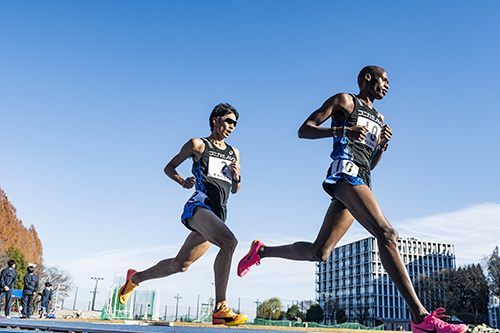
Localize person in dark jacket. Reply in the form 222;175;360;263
40;282;52;316
21;266;39;319
0;260;18;318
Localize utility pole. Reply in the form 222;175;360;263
73;287;78;310
90;277;104;311
254;298;260;317
174;293;182;320
196;295;199;320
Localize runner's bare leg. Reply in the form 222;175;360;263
187;208;238;310
132;231;211;284
260;200;355;261
332;180;428;323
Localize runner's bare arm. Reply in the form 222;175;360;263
298;93;355;139
298;93;370;142
164;138;205;189
370;114;392;170
229;147;241;194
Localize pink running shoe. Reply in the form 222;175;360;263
412;308;468;333
237;239;264;277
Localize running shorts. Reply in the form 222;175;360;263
181;191;227;231
322;159;371;198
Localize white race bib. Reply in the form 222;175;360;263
329;160;359;178
356;116;381;150
207;156;233;183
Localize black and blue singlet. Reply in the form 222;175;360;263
323;94;384;197
181;138;237;230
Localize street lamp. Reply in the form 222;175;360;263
174;293;182;321
90;277;104;311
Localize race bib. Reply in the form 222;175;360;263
187;190;208;204
356;116;381;150
207;156;233;183
329;160;359;178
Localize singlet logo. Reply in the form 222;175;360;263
208;151;236;162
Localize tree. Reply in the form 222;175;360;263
415;269;451;311
286;304;305;321
257;297;282;320
323;300;338;324
336;309;347;323
39;266;73;300
6;247;28;290
353;305;370;325
0;251;10;269
306;303;324;323
459;264;489;324
0;187;43;269
485;246;500;296
415;265;489;323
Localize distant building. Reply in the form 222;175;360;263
488;295;500;329
316;236;456;331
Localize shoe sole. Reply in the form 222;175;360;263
412;324;468;333
118;270;137;305
238;240;262;277
213;314;248;326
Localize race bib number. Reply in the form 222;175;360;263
207;156;233;183
330;160;359;178
356;116;381;150
187;190;208;204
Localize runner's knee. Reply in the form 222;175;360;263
221;235;238;251
315;250;331;262
311;246;331;262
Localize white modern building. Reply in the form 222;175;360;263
316;236;456;331
488;295;500;329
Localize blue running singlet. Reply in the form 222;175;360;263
181;138;237;230
323;94;384;197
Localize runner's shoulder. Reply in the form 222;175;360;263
182;138;206;156
325;92;354;109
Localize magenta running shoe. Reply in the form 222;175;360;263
412;308;468;333
237;239;264;277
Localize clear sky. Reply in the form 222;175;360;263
1;0;499;318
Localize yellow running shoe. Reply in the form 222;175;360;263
118;269;138;305
212;303;248;326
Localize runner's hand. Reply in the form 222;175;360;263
181;176;196;189
379;124;392;146
346;125;369;141
228;161;240;182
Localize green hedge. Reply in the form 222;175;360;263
252;318;384;329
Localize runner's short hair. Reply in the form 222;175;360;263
357;65;383;88
27;266;34;273
7;260;15;267
209;103;239;131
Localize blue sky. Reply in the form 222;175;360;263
1;0;499;318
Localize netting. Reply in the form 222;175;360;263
252;318;384;329
101;274;159;321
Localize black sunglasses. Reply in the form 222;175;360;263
217;116;237;126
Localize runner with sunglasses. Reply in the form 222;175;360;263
119;103;248;326
238;66;468;333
